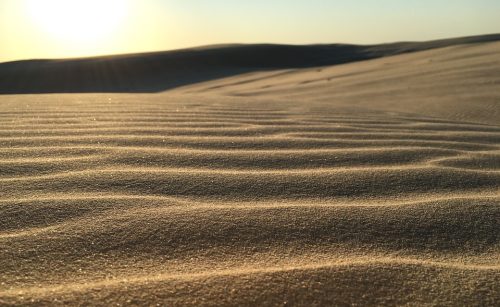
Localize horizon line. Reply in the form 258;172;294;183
2;32;499;65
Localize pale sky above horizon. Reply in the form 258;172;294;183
1;0;499;62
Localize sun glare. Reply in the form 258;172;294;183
25;0;130;45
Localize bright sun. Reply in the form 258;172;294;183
25;0;130;44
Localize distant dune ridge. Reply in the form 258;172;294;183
0;35;499;305
1;33;500;93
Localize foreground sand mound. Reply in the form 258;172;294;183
0;93;498;305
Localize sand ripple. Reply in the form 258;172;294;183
0;94;498;305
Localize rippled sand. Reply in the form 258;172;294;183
1;41;499;306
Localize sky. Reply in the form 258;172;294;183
1;0;499;62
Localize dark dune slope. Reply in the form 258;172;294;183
0;33;499;94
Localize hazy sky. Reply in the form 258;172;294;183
1;0;499;62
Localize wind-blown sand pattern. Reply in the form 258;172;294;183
1;40;499;306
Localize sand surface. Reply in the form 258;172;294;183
1;41;499;306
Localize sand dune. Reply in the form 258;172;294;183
1;37;500;305
1;34;500;94
178;40;500;125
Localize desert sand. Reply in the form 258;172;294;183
0;37;499;306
